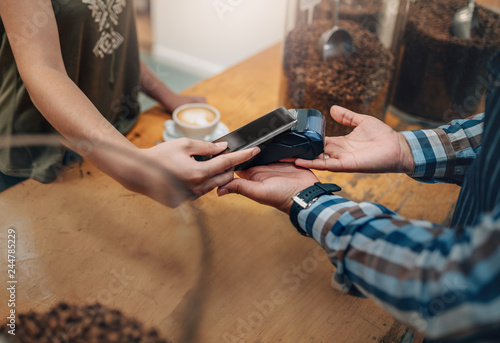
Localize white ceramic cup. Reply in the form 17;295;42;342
172;103;220;140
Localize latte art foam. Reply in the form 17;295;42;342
177;108;217;126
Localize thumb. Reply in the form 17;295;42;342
330;105;365;128
217;178;258;197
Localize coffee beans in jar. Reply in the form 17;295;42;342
280;0;409;137
281;19;394;136
391;0;500;124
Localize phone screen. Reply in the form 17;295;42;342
213;107;297;152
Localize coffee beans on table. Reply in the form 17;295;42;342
0;302;171;343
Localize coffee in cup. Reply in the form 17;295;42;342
172;104;220;140
176;107;216;126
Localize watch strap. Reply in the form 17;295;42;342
290;182;341;236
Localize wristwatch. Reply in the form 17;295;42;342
289;182;341;236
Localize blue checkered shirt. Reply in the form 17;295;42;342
291;50;500;341
293;112;500;340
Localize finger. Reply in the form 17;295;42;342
295;157;342;170
181;139;229;156
235;169;250;178
280;157;297;163
195;168;235;196
188;96;207;104
217;178;262;198
330;105;366;128
212;168;236;188
204;147;260;175
235;163;286;180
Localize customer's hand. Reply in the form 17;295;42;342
122;138;259;208
295;106;415;174
217;163;319;214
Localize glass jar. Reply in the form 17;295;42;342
0;136;209;343
280;0;411;136
390;0;500;125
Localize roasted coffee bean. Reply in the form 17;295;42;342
0;303;171;343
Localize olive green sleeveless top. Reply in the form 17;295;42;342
0;0;140;183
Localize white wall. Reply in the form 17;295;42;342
151;0;287;78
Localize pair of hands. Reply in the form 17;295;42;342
139;105;415;210
217;106;416;214
138;138;259;208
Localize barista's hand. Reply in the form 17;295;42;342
217;163;319;214
164;94;207;114
139;61;206;113
295;106;415;174
126;139;259;208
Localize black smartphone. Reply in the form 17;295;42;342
195;107;297;161
215;107;297;151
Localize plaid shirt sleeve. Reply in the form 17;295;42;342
295;195;500;340
402;113;484;185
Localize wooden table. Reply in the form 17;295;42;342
0;44;460;342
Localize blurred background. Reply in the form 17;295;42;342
135;0;288;109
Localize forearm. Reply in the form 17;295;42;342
1;0;153;195
294;195;500;339
23;64;142;190
140;61;177;110
1;0;248;208
402;113;484;185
